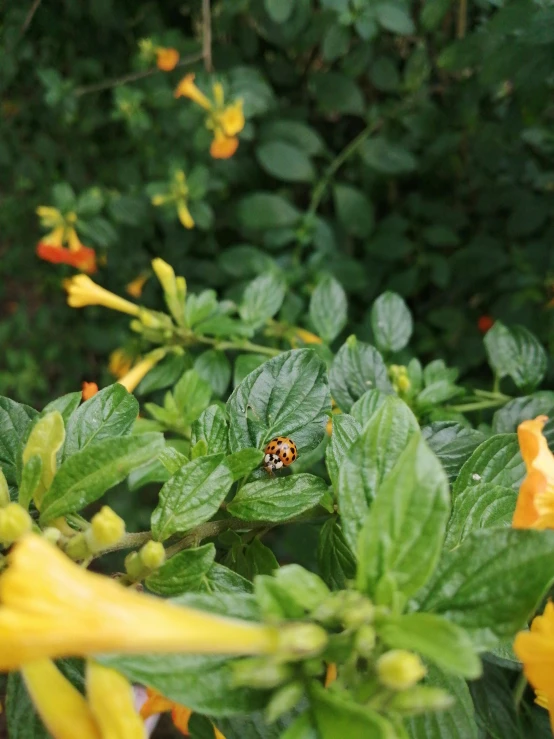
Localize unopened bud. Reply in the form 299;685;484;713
355;625;376;657
86;506;125;551
265;682;304;723
140;540;165;570
65;533;90;561
277;623;328;659
0;503;32;543
42;527;61;546
342;598;375;630
125;551;144;580
152;258;176;292
233;659;292;689
389;686;454;715
397;374;411;393
377;650;426;691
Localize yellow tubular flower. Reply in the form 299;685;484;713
36;206;63;225
174;73;212;110
65;275;141;316
41;226;65;248
294;328;323;346
21;660;100;739
219;100;245;137
109;348;134;379
117;348;166;393
151;258;176;293
177;200;195;229
212;81;225;107
87;662;145;739
0;535;279;670
513;415;554;529
126;273;150;299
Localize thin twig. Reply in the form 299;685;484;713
92;531;152;558
457;0;467;39
74;51;204;97
20;0;42;37
202;0;213;73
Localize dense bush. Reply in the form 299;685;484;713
3;0;554;403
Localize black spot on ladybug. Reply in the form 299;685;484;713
277;439;282;446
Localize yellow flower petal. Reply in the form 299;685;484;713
21;660;100;739
155;47;179;71
177;200;195;229
65;275;141;316
108;348;134;379
210;131;239;159
174;73;212;110
0;535;279;669
219;100;244;137
117;349;166;393
87;662;145;739
40;226;65;248
126;273;150;299
66;227;85;252
513;416;554;529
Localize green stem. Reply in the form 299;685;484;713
165;518;277;558
177;329;280;357
91;531;152;559
473;388;511;401
446;398;508;413
514;672;527;708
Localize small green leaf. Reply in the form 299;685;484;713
453;434;524;494
357;434;450;602
370;291;413;353
233;537;280;581
273;564;330;611
62;385;138;460
152;455;234;541
337;395;419;552
18;456;42;510
256;141;315;183
42;392;82;425
237;193;300;231
22;411;65;507
445;483;517;549
146;544;216;596
191;406;229;456
378;613;481;678
239;274;286;329
264;0;295;23
325;414;361;489
317;518;356;590
418;528;554;650
309;275;348;344
375;4;415;34
227;474;328;521
40;433;164;521
333;184;374;238
310;72;365;115
360;136;417;174
227;349;330;456
0;397;38;485
194;351;231;398
224;448;264;481
484;322;547;391
311;683;396;738
329;336;393;413
173;370;213;425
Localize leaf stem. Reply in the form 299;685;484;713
92;531;152;558
446;398;508;412
202;0;213;73
181;331;281;357
165;517;276;557
514;672;527;708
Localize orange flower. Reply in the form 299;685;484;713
477;315;494;334
36;243;97;274
140;688;225;738
155;47;179;71
210;130;239;160
325;663;337;687
81;382;99;401
512;415;554;530
514;601;554;732
126;272;150;299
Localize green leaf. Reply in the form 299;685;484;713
260;120;324;156
18;456;42;510
239;274;286;328
322;24;351;61
108;194;145;225
77;216;118;247
375;4;415;34
42;392;82;424
418;529;554;650
227;349;330;456
406;665;478;739
188;714;216;739
52;182;76;210
237;193;300;231
309;275;348;344
76;187;104;217
174;370;213;425
151;455;234;541
227;474;328;521
422;423;486;483
311;683;396;738
357;434;450;602
333;184;374;238
360;136;417;174
136;353;187;396
0;397;38;485
194;351;231;398
317;518;356;590
230;536;280;582
310;72;365;115
62;385;138;460
378;613;481;678
256;141;315;182
273;564;330;611
350;389;389;427
6;672;50;739
146;544;216;596
469;662;524;739
329;336;393;413
191;406;229;455
453;434;524;493
264;0;295;23
370;291;413;353
22;411;65;506
325;414;361;489
40;433;164;521
225;448;264;481
202;563;254;594
492;392;554;433
337;395;419;552
445;483;517;549
417;381;464;408
484;322;547;391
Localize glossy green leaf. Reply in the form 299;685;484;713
329;336;393;413
360;136;417;174
227;349;330;456
337;395;419;552
146;544;216;596
350;389;388;427
6;672;50;739
453;434;524;493
256;141;315;182
225;448;264;481
194;351;231;398
18;455;42;510
0;397;38;485
469;662;524;739
22;411;65;505
418;528;554;650
191;405;229;456
239;274;286;328
445;483;517;549
317;518;356;590
370;291;413;353
151;455;234;541
62;384;138;460
422;423;486;483
227;473;327;521
333;184;374;238
42;392;82;424
484;321;547;391
492;392;554;433
325;413;361;489
201;563;254;594
173;369;213;424
311;683;396;738
357;434;450;601
309;275;347;344
40;433;164;521
378;613;481;678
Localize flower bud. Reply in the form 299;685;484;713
276;623;328;659
42;527;62;546
86;506;125;551
233;659;292;689
65;532;90;561
342;598;375;630
152;258;176;293
124;551;144;580
140;541;166;570
0;503;32;543
355;625;376;657
389;686;454;715
265;682;304;723
377;650;426;691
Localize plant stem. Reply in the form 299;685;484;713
446;398;508;413
20;0;42;36
457;0;468;39
514;672;527;708
184;332;281;357
202;0;213;73
165;518;276;557
92;531;151;558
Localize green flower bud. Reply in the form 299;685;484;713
377;650;426;691
276;623;328;659
233;659;292;689
355;624;376;657
64;532;90;561
0;503;32;543
140;541;166;570
124;551;144;580
389;686;454;715
265;682;304;723
86;506;125;552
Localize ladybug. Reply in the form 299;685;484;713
263;436;298;475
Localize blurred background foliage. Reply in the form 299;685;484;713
2;0;554;406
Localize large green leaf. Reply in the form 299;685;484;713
317;518;356;590
227;349;330;456
329;336;393;413
309;275;348;344
484;322;547;391
227;473;327;521
6;672;49;739
445;483;517;549
370;291;413;352
146;544;216;596
350;389;388;427
453;434;524;493
422;423;486;483
492;392;554;433
151;455;234;541
418;528;554;650
0;397;38;485
40;433;164;521
42;392;82;424
62;384;138;460
357;434;450;602
256;141;315;182
325;413;361;489
337;395;419;552
469;662;524;739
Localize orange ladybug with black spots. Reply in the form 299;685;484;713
263;436;298;475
